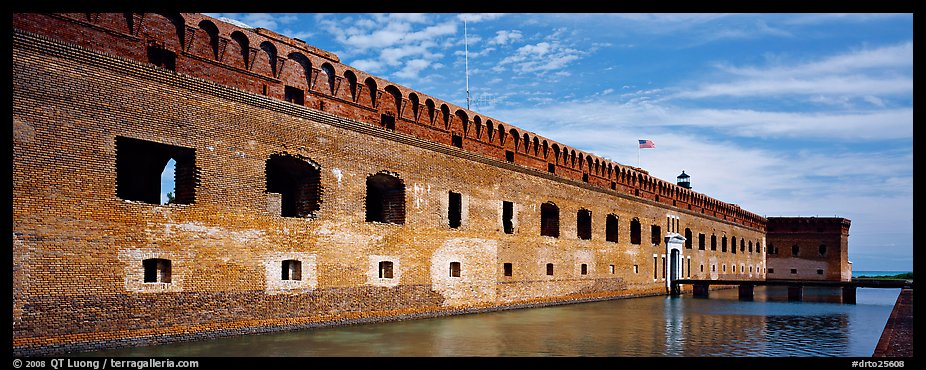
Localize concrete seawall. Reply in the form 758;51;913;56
873;288;913;357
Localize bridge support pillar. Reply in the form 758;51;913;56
670;282;682;297
788;286;803;302
693;283;710;298
842;286;857;304
738;284;755;301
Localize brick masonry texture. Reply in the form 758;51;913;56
13;13;769;356
765;217;852;281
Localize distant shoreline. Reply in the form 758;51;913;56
854;271;913;280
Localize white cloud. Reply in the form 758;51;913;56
394;59;433;80
720;42;912;77
457;13;505;23
675;42;912;104
490;30;523;45
350;59;384;74
498;41;583;74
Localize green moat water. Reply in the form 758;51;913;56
75;287;900;357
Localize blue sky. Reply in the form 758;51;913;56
183;13;912;271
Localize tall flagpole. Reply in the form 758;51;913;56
464;20;470;110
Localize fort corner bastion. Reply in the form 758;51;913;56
13;13;772;355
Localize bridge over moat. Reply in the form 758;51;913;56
671;278;913;304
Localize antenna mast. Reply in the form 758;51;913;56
464;19;470;110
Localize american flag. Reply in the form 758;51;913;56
638;139;656;148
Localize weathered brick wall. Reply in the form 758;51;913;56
12;13;768;356
765;217;851;281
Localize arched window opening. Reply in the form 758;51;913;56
365;172;405;224
577;209;592;240
606;214;619;243
540;202;560;238
265;154;322;218
116;136;197;205
630;218;641;245
344;70;358;100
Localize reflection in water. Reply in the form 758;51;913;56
76;287;899;357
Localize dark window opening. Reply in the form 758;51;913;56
284;86;305;105
711;235;717;251
685;228;693;249
381;114;396;131
378;261;394;279
817;269;824;275
504;263;513;277
819;244;827;256
502;201;514;234
651;225;661;245
448;191;462;229
450;262;461;277
630;219;641;245
540;202;560;238
721;236;728;252
548;163;556;174
611;181;616;190
546;263;554;276
266;154;322;218
451;134;463;148
116;136;197;205
605;214;619;243
698;233;705;250
505;151;515;163
581;264;588;275
143;258;171;283
768;268;775;274
147;44;176;71
582;173;589;182
790;268;798;274
792;244;800;256
366;173;406;224
577;209;592;240
281;259;302;280
654;257;658;279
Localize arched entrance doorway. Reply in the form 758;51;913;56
665;233;686;294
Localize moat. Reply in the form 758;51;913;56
75;287;900;357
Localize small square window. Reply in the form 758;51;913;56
284;86;305;105
546;263;554;276
143;258;171;283
282;260;302;281
790;268;798;274
379;261;394;279
817;269;824;275
381;114;396;131
503;263;513;277
580;263;588;275
451;134;463;148
505;151;515;163
548;163;555;173
450;262;461;277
